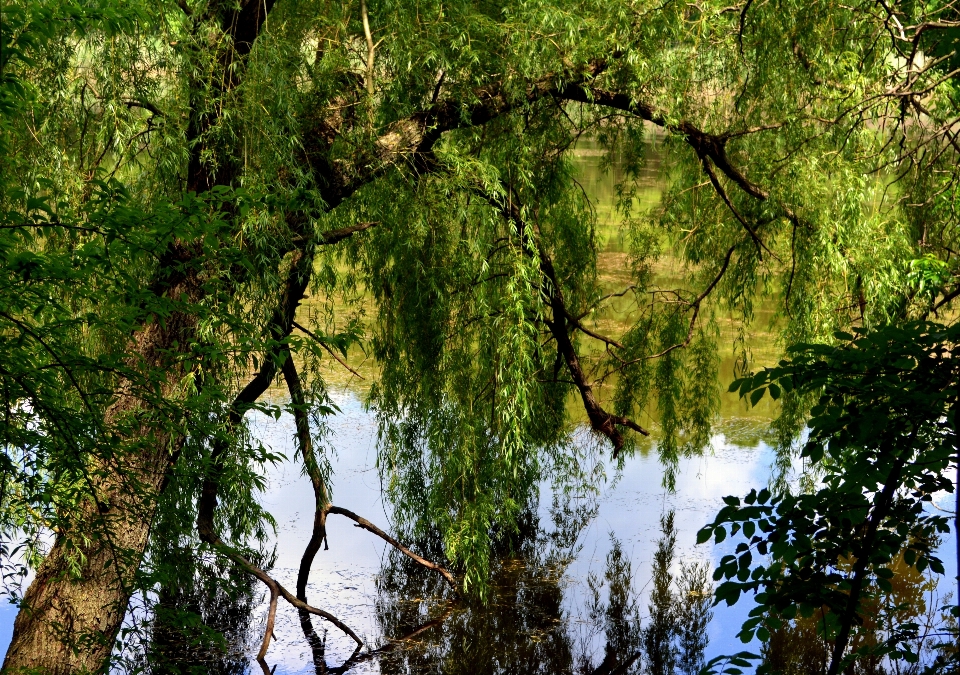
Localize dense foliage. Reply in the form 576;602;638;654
1;0;959;671
701;322;960;674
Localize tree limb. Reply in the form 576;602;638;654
480;186;649;457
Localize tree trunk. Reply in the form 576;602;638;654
2;297;199;674
2;3;277;670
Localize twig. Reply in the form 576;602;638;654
292;320;365;380
361;0;375;97
575;285;638;320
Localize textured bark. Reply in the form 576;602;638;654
2;2;274;670
2;266;201;674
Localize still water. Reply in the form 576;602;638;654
0;136;955;672
194;392;956;674
236;393;778;673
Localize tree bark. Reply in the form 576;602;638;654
2;270;202;673
2;2;275;670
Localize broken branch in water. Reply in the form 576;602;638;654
280;351;457;665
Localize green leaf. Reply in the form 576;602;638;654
697;527;713;544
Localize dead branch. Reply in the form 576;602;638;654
326;505;458;589
199;526;364;654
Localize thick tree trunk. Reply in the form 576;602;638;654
2;4;277;671
3;297;199;674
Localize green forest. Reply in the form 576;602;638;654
0;0;959;673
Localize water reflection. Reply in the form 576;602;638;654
366;506;711;675
102;396;957;674
127;548;262;675
372;501;592;675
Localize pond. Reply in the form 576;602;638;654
117;391;956;674
232;397;788;674
0;135;955;674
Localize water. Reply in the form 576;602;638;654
230;392;959;674
243;393;756;673
0;137;956;672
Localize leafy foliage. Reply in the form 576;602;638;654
700;322;960;673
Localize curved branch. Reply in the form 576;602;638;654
198;525;363;651
326;505;458;590
280;351;456;617
194;248;367;655
604;243;737;370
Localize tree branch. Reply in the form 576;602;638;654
480;186;649;457
292;320;365;380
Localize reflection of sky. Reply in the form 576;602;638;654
253;391;960;674
0;388;954;673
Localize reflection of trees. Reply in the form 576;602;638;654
761;548;955;675
366;502;715;675
583;537;644;674
372;499;594;675
641;512;713;675
583;512;712;675
124;547;262;675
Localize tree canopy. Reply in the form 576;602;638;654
1;0;959;672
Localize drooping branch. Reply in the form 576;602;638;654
292;320;365;380
479;186;648;458
280;351;458;595
699;158;779;262
194;245;367;654
632;243;738;363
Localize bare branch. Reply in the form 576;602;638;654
327;506;458;590
292;320;365;380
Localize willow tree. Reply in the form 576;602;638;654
1;0;958;672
